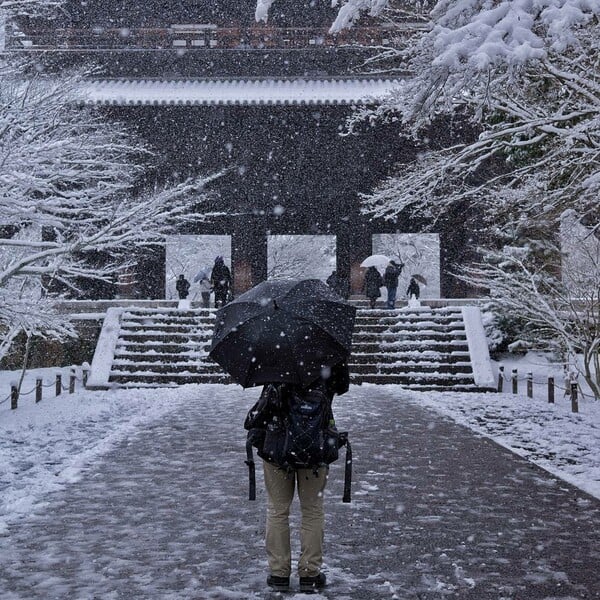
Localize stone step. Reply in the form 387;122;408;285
115;342;210;354
355;313;463;324
120;322;214;332
122;316;216;326
349;351;471;364
352;341;469;354
108;373;232;385
113;350;210;361
111;361;223;374
352;331;466;343
119;332;212;343
107;372;481;389
350;378;492;392
354;322;464;333
349;363;473;375
350;373;476;386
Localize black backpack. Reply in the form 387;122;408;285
244;382;352;503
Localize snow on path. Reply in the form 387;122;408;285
1;383;599;598
411;386;600;500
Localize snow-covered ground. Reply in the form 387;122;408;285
1;358;599;536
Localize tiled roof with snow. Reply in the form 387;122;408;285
82;77;403;106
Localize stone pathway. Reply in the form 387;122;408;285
1;386;599;599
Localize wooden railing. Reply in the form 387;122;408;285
8;24;421;51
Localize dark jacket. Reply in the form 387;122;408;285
407;278;420;299
383;263;402;288
175;276;190;298
211;260;231;290
364;266;383;299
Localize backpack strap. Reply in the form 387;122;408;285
338;431;352;503
245;439;256;501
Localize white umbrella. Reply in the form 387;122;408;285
360;254;390;269
193;266;211;282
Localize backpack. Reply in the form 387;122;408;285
244;382;352;503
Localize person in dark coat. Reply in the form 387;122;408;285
364;266;383;309
326;270;338;291
210;256;232;308
407;277;420;300
326;270;348;299
175;274;190;300
383;260;404;309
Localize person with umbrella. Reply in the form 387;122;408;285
363;265;383;309
209;279;355;593
407;276;420;300
193;266;212;308
252;363;349;593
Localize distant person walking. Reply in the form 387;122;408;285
198;276;212;308
363;266;383;309
407;277;420;300
383;260;403;309
211;256;232;308
175;274;190;300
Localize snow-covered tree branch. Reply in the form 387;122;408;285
0;71;216;357
344;1;600;391
0;0;62;17
255;0;392;32
464;228;600;399
360;1;600;227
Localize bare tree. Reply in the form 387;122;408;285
267;235;336;281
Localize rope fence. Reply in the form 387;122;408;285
496;365;597;413
3;363;90;411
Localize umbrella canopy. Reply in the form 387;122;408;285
193;266;212;282
411;274;428;285
360;254;390;269
209;279;356;388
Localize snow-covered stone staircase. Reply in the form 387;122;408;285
88;306;229;388
88;302;495;391
348;303;495;391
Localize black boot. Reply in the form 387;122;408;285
299;572;326;593
267;574;290;592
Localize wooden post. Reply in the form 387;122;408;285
497;365;504;392
571;383;579;413
10;384;18;410
55;374;62;396
82;368;89;388
527;372;533;398
69;368;76;394
547;376;554;404
511;368;518;394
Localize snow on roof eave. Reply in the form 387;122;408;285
86;97;379;106
80;77;403;107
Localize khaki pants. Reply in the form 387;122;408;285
263;461;328;578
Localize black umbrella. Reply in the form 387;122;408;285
209;279;356;388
